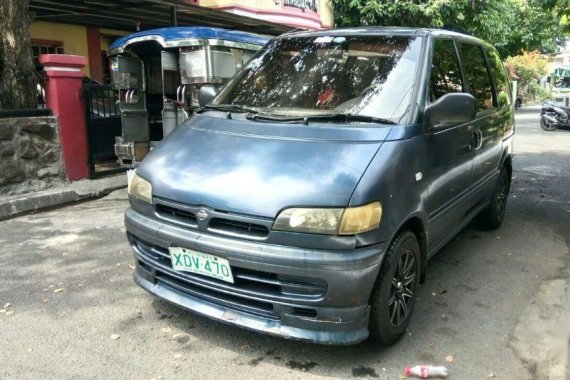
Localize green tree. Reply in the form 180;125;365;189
503;0;564;54
505;50;549;99
0;0;36;110
540;0;570;22
330;0;565;57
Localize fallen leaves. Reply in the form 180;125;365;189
445;355;454;363
110;334;120;340
53;288;64;294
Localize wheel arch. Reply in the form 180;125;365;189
501;149;513;187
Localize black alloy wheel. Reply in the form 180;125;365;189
478;165;510;230
369;231;420;345
495;169;509;223
388;248;417;327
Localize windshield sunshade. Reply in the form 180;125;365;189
214;35;423;124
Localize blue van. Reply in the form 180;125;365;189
125;27;514;345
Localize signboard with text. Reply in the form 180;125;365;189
283;0;318;12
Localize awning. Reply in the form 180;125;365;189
29;0;294;36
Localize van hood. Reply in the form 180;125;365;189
138;114;391;218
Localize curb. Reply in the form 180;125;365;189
0;174;127;221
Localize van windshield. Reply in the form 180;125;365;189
213;35;422;124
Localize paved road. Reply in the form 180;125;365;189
1;106;569;379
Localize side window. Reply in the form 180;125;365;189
429;39;464;102
485;48;512;108
457;43;494;112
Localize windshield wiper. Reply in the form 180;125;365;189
197;104;259;115
247;113;396;125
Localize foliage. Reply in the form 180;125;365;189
330;0;566;57
505;50;548;84
540;0;570;31
527;81;550;101
505;50;549;98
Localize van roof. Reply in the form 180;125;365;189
278;26;487;45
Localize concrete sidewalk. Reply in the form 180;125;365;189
0;173;127;221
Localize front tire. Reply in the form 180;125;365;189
369;231;420;346
478;165;510;230
540;115;557;131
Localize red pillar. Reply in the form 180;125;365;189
40;54;90;181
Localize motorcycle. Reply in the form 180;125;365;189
514;96;523;110
540;100;570;131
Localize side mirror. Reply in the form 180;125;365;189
426;93;476;129
198;85;219;107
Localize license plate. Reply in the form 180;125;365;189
168;247;234;284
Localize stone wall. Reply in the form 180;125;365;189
0;116;66;195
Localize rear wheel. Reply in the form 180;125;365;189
540;115;557;131
369;231;420;345
478;165;510;230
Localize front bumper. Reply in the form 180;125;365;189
126;207;387;345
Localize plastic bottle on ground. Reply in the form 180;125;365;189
404;365;449;378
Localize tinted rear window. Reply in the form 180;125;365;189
485;48;512;107
457;43;494;112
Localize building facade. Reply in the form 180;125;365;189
30;22;127;82
200;0;334;30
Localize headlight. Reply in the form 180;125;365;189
273;208;343;235
128;173;152;204
339;202;382;235
273;201;381;235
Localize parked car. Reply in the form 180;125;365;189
125;27;515;345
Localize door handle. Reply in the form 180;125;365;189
470;129;483;151
475;129;483;150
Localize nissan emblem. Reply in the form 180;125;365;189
196;209;208;221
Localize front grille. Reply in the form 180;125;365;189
129;234;327;318
155;204;197;226
209;218;269;238
154;200;270;240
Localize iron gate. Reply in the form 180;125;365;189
83;83;124;178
